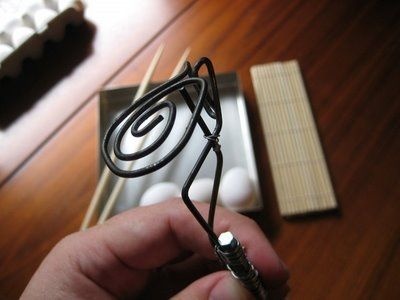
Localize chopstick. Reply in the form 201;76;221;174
80;44;165;230
97;47;191;224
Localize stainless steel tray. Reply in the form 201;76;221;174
99;72;262;214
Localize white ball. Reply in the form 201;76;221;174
140;182;180;206
189;178;215;202
219;167;254;209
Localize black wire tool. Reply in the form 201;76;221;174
102;57;267;299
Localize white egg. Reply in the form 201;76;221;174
140;182;180;206
189;178;215;202
219;167;254;209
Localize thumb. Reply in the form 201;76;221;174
172;271;254;300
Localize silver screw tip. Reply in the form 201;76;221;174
218;231;238;250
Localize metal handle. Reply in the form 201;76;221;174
215;231;267;299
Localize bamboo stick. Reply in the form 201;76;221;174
80;44;165;230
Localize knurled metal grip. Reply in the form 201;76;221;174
215;231;267;299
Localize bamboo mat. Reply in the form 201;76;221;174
250;60;337;216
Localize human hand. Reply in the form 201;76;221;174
22;199;289;299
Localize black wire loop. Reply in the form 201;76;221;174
102;57;223;246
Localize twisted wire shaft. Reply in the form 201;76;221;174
215;232;268;299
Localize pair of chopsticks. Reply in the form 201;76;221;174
80;45;191;230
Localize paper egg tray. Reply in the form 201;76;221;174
0;0;85;78
98;72;262;214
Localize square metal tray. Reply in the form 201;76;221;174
99;72;262;214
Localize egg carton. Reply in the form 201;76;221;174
0;0;85;78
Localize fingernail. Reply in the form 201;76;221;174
210;275;254;300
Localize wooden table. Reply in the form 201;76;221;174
1;0;399;298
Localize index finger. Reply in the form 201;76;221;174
91;199;288;285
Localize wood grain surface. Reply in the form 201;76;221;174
0;0;399;299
